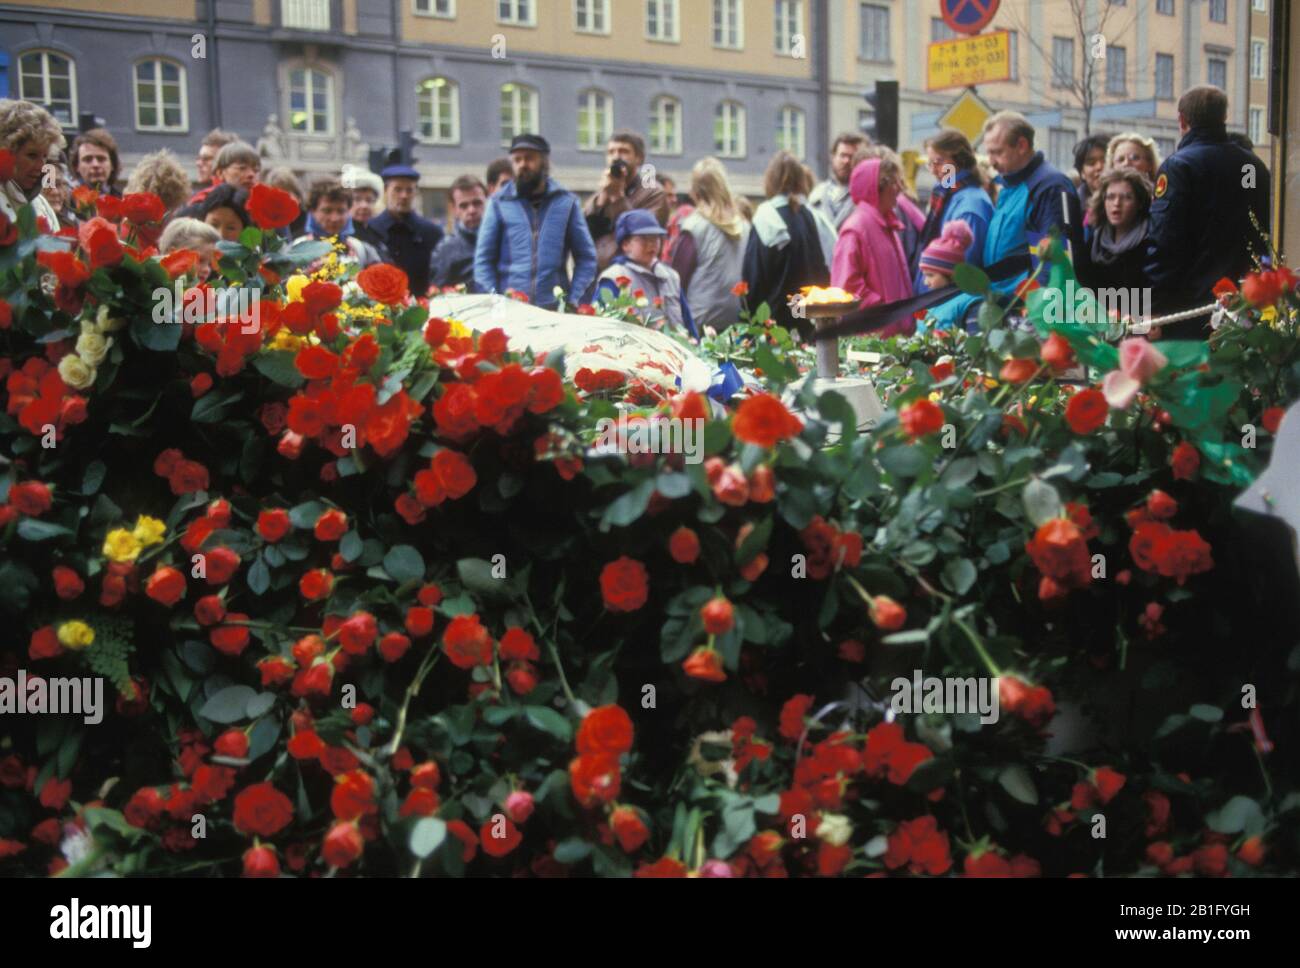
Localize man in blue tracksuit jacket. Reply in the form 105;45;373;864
1145;86;1271;339
980;112;1084;303
473;134;598;310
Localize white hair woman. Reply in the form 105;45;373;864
1105;132;1161;178
0;98;65;231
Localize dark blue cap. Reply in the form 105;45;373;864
615;208;668;245
381;163;420;181
508;133;551;154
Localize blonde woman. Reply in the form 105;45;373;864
126;149;192;216
0;98;64;230
670;157;752;329
1106;132;1160;178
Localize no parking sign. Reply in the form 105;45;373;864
940;0;1001;35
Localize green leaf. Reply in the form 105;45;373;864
456;557;518;601
247;555;271;595
953;262;991;296
1188;703;1223;722
998;765;1039;805
130;313;182;352
81;460;107;495
1021;477;1062;526
288;501;326;529
941;558;978;596
655;471;692;499
253;351;307;388
553;838;593;864
191;389;243;424
246;692;277;719
599;478;656;531
410;817;448;858
284;239;333;265
523;706;573;742
339;531;364;563
16;518;74;541
197;685;258;724
878;444;928;478
1205;795;1265;836
940;457;979;489
383;545;426;583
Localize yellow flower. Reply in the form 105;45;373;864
57;353;96;390
1261;306;1278;327
928;391;942;403
103;528;142;563
57;620;95;651
132;515;167;547
447;319;471;340
983;377;999;389
76;329;112;366
270;329;306;351
285;274;310;302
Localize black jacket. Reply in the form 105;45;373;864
1076;221;1150;295
429;224;478;289
741;201;829;338
370;209;444;297
1145;125;1271;333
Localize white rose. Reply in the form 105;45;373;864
76;330;112;366
57;353;97;389
815;812;853;847
94;305;127;332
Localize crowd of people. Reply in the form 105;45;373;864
0;81;1272;343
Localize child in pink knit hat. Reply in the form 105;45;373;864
918;219;974;290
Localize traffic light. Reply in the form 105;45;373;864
861;80;899;150
398;129;417;167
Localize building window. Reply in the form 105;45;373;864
775;0;802;56
281;0;331;30
497;0;534;26
1051;36;1074;88
1048;128;1076;171
1155;53;1174;99
1248;107;1263;144
416;77;459;144
134;58;187;132
288;66;333;134
713;0;743;49
1251;40;1266;79
714;101;746;157
1106;45;1126;95
776;106;805;159
1154;136;1175;159
1156;0;1174;13
860;3;890;61
646;0;679;41
1208;0;1226;22
931;17;958;42
649;95;682;154
1208;56;1227;90
1253;0;1266;11
575;0;609;33
18;50;77;128
500;82;538;146
578;89;612;150
413;0;454;16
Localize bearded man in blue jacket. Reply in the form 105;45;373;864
473;134;598;310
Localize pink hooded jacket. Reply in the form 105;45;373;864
831;158;915;337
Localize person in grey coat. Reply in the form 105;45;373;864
670;157;751;331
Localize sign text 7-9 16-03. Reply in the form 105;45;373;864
927;31;1012;92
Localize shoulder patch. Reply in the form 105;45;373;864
1154;173;1168;198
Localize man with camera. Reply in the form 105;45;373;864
583;130;671;272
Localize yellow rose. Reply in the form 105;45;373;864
76;330;112;366
95;304;127;332
103;528;142;563
132;515;167;547
270;329;305;351
57;620;95;650
447;319;471;340
57;353;97;390
285;274;310;303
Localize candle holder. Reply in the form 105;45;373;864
785;296;885;436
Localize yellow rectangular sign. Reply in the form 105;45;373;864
927;30;1012;92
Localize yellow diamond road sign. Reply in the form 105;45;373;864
937;89;994;143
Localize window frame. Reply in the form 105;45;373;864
1250;39;1266;80
776;105;806;159
1105;44;1127;95
412;0;455;18
1051;36;1074;89
713;100;747;158
416;76;461;145
1208;0;1227;23
577;88;613;151
712;0;744;50
133;56;189;133
1156;0;1174;14
649;94;683;156
496;0;536;27
646;0;681;43
1207;55;1228;90
286;64;336;136
1248;106;1263;143
574;0;611;35
500;81;540;147
774;0;803;57
859;2;891;62
1154;52;1175;99
17;49;78;129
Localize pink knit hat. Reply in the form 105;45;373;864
919;219;974;276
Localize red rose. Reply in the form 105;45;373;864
999;358;1038;383
998;675;1056;730
668;526;700;564
313;508;348;542
322;821;364;868
441;614;494;669
194;594;227;626
232;782;294;837
1170;441;1199;480
242;844;280;878
929;360;954;382
378;632;412;663
168;459;210;495
682;646;726;682
39;776;72;810
528;367;565;413
52;566;84;600
1041;332;1075;370
898;398;945;438
480;816;523;857
259;656;295;687
246;183;300;230
337;611;378;655
9;481;52;516
78;216;124;269
1026;518;1091;587
610;806;650;852
257;508;292;542
600;556;648;612
204;546;241;585
330;770;376;821
779;694;814;740
1065;388;1108;434
295;344;340;380
215;729;250;759
145;566;187;606
576;704;634;756
506;661;538;694
211;615;251;656
499;627;539;661
121;192;166;224
869;595;907;630
569;753;621;807
732;393;803;448
404;606;435;638
357;263;410;304
504;790;535;824
1146;489;1177;520
299;568;334;600
701;597;734;635
432;448;477;499
1261;406;1285;434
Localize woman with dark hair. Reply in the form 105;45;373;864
913;128;992;289
1073;133;1110;239
181;183;252;243
741;150;833;337
1075;167;1153;295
